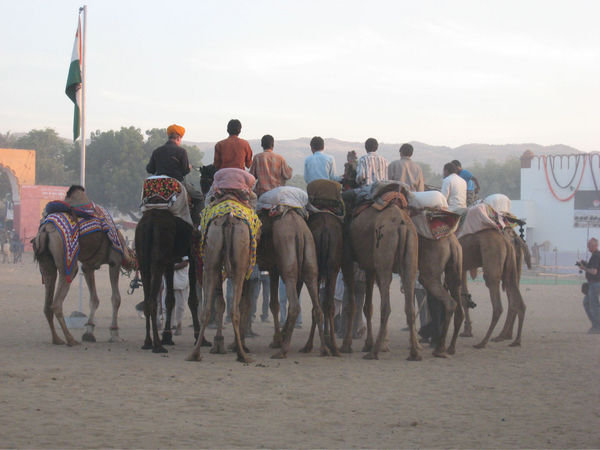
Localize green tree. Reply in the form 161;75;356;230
0;131;16;148
467;158;520;200
14;128;76;185
415;161;441;189
85;127;147;216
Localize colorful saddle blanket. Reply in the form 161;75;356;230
42;203;125;282
199;199;261;279
142;176;182;205
411;208;461;240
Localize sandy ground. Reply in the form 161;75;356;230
0;254;599;449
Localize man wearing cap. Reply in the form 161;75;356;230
214;119;253;170
146;124;191;182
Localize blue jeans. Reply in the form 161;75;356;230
583;281;600;329
279;277;302;325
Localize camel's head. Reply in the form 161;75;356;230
64;185;89;206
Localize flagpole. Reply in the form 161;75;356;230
78;5;87;318
80;5;87;187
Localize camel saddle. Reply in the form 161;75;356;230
306;179;344;217
411;208;461;240
456;203;506;239
344;181;408;218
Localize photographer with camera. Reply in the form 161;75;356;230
576;238;600;333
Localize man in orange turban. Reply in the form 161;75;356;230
147;124;190;182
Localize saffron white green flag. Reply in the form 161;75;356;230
65;18;82;141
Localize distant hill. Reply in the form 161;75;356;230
187;138;581;176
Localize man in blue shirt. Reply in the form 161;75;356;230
304;136;338;184
452;160;480;206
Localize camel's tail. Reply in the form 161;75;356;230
223;213;235;277
316;228;330;278
31;226;49;263
501;238;519;292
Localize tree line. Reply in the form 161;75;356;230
0;128;520;217
0;128;204;218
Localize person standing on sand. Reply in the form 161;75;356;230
577;238;600;333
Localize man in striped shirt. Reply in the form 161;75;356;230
356;138;388;186
249;134;293;197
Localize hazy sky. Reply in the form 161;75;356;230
1;0;599;150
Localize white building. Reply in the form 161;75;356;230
512;151;600;265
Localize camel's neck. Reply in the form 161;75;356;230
65;191;91;206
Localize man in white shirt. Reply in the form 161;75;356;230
441;162;467;213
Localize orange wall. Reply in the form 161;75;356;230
0;148;36;185
18;185;69;249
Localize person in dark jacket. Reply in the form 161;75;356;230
146;124;190;181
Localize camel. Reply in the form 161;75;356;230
459;228;526;348
341;204;420;360
32;185;126;346
135;209;194;353
306;211;344;356
257;209;330;359
417;234;463;357
186;213;255;363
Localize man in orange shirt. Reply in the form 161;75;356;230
213;119;253;170
249;134;293;197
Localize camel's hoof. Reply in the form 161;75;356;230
269;340;282;349
237;355;255;364
362;343;373;353
320;347;332;357
271;351;287;359
141;342;153;350
210;338;227;355
447;347;456;355
433;350;449;358
66;340;80;347
460;331;473;338
380;344;390;353
407;354;422;361
329;346;341;357
52;338;66;346
108;336;124;343
363;352;378;360
185;353;202;362
299;345;313;354
492;335;509;342
200;337;212;347
82;332;96;342
152;346;168;354
473;342;486;349
509;341;521;347
339;344;353;354
161;332;174;346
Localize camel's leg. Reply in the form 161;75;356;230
140;269;153;350
148;265;167;353
475;275;503;349
161;267;175;346
272;276;298;359
324;273;341;356
81;267;100;342
422;279;456;358
362;272;375;353
365;270;393;360
107;262;122;342
446;269;464;355
188;267;218;361
460;270;474;337
52;273;80;347
268;271;283;349
231;274;254;364
301;280;317;354
340;260;355;353
40;258;64;345
187;258;202;344
237;279;252;353
301;273;330;357
211;279;227;354
499;282;526;347
401;231;420;361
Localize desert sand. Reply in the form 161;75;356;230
0;254;599;449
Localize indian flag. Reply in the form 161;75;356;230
65;18;82;141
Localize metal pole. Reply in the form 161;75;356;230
78;5;87;316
